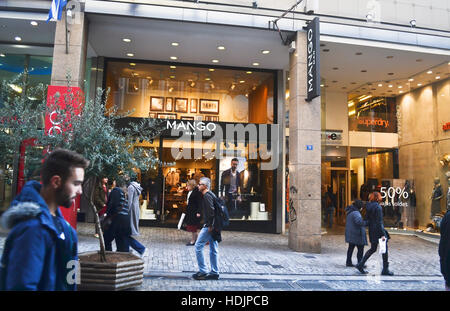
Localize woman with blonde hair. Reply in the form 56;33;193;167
356;191;394;275
184;179;203;245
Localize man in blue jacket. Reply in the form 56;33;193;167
0;148;89;290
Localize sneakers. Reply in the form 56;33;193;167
192;272;219;280
139;248;149;258
94;234;99;238
192;272;208;280
205;273;219;280
186;242;195;246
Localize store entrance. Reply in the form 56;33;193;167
159;138;217;225
325;168;350;229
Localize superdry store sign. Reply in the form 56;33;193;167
443;122;450;131
305;17;320;102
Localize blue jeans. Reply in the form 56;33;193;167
195;227;219;275
128;237;146;254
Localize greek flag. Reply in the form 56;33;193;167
46;0;67;22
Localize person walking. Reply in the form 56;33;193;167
192;177;220;280
185;179;203;246
103;177;147;256
355;192;394;275
93;175;108;238
345;199;368;267
438;200;450;290
128;177;143;236
325;186;336;229
0;148;89;290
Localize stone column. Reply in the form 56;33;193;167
288;31;322;253
50;10;88;88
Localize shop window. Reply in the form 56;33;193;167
348;96;397;133
105;60;275;124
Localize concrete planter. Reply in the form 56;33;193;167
78;251;144;291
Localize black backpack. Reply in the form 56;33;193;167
208;192;230;230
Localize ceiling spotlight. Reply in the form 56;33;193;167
417;83;422;86
169;87;174;92
436;76;441;79
170;56;178;60
398;86;402;89
427;70;433;74
129;63;136;66
171;42;179;46
189;81;196;88
378;84;383;87
408;78;414;82
212;59;219;63
205;77;211;81
170;75;176;79
252;62;260;66
230;84;236;90
217;46;225;50
209;68;215;72
388;85;393;88
123;38;131;43
30;21;38;26
410;19;416;27
239;80;245;83
246;71;252;74
127;53;134;57
14;36;22;41
261;50;270;54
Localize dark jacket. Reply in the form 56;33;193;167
185;187;203;226
201;191;216;228
220;169;241;197
93;182;107;213
439;210;450;287
365;201;387;244
345;205;368;246
0;181;78;291
105;187;131;237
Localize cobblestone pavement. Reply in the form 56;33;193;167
0;222;446;291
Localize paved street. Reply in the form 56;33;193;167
0;222;446;291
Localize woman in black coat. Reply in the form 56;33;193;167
345;200;367;267
184;179;203;246
356;192;394;275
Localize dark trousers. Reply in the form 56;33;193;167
359;240;389;269
346;243;364;264
104;229;129;252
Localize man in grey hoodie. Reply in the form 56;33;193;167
128;178;143;236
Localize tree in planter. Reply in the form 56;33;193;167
0;75;166;262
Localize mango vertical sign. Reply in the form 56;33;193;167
305;17;320;102
45;85;84;229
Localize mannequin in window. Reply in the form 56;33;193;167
431;177;444;218
239;161;255;219
220;158;241;217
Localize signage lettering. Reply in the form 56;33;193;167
443;122;450;131
358;117;389;128
166;120;217;134
306;17;320;101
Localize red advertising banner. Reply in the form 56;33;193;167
45;85;84;229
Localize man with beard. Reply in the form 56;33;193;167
0;148;89;290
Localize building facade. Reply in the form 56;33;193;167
0;0;449;253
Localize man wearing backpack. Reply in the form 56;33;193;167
192;177;220;280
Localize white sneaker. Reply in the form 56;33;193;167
140;248;149;258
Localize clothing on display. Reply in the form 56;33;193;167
431;179;443;218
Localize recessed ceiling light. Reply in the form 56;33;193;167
170;66;176;69
170;56;178;60
399;91;403;94
205;77;211;81
217;46;226;50
436;76;441;79
123;38;131;43
398;86;402;89
261;50;270;54
408;78;414;82
30;21;38;26
239;80;245;83
427;70;432;74
171;42;179;46
170;75;176;79
378;84;383;87
417;83;422;86
252;62;260;66
212;59;219;63
246;71;252;74
14;36;22;41
127;53;134;57
129;63;136;66
388;85;393;88
320;84;324;87
209;68;215;72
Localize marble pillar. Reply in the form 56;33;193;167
50;10;88;88
288;31;322;253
